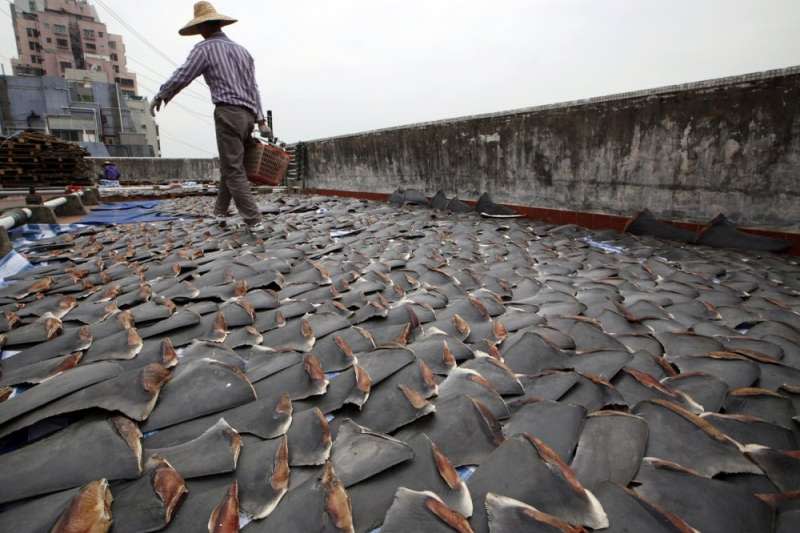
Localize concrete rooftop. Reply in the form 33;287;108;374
0;193;798;531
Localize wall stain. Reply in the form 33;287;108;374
304;73;800;228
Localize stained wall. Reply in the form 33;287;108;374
303;67;800;230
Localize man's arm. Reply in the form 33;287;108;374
150;45;208;115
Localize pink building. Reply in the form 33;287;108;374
9;0;138;96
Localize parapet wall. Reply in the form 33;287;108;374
87;157;220;184
303;66;800;230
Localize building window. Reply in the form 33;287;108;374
54;24;66;34
60;61;72;71
98;31;104;37
108;41;116;49
71;83;95;102
28;41;37;50
113;65;119;73
51;130;81;142
56;38;69;49
85;42;96;51
110;53;118;61
17;65;44;75
115;77;135;88
31;55;42;64
46;37;52;43
83;29;95;40
28;1;36;12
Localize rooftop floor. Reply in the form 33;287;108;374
0;193;798;531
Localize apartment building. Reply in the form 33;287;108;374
9;0;138;97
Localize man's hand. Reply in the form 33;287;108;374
149;97;163;117
258;120;272;139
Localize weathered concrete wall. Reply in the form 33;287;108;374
304;67;800;229
87;157;220;183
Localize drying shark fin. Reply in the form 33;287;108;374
51;479;113;533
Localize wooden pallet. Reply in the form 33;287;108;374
0;131;92;187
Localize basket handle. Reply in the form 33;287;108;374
252;131;278;146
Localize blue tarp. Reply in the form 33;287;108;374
0;250;32;288
9;223;89;250
1;224;89;285
79;201;178;225
583;236;625;255
92;201;161;210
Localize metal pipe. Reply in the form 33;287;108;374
115;83;125;134
43;197;68;208
0;190;83;231
0;189;72;196
0;208;32;230
43;191;82;209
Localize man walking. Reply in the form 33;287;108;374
150;2;268;231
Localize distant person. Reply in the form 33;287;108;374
149;1;270;232
102;161;121;182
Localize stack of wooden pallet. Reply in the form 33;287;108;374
0;131;93;187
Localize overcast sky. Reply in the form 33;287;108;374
2;0;800;158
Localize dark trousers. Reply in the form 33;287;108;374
213;104;261;225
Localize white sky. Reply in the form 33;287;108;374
1;0;800;158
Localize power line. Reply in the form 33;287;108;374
93;0;210;91
132;67;207;101
158;128;216;157
162;101;213;127
136;79;214;127
93;0;179;67
127;61;210;104
127;56;208;102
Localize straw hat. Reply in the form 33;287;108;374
179;2;237;36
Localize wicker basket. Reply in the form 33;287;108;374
245;139;291;186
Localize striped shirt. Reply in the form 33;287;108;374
157;31;264;120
